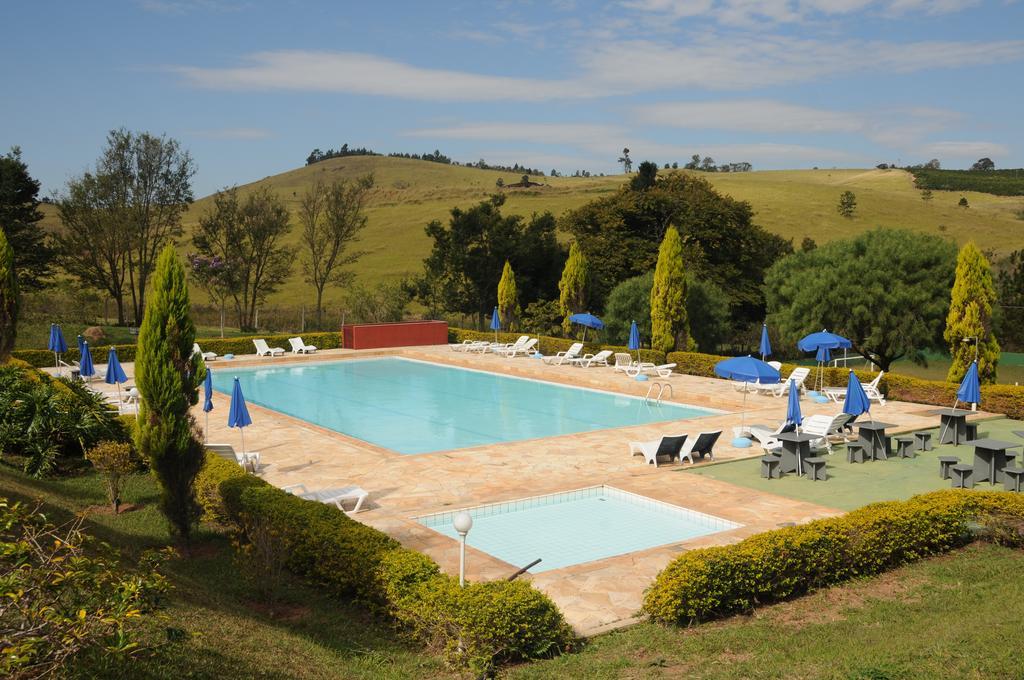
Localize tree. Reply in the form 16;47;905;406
959;196;970;208
342;281;410;323
766;228;956;372
997;249;1024;351
650;226;689;353
94;129;195;323
618;148;632;174
684;154;700;170
945;241;999;383
0;228;17;361
558;242;588;335
801;237;817;252
630;161;658;191
299;174;374;328
699;156;717;172
0;147;54;289
604;272;653;344
520;299;562;337
971;157;995;171
495;177;504;188
561;171;791;322
497;260;520;331
837;190;857;218
416;195;564;324
134;246;205;542
55;172;131;324
85;441;136;513
192;187;294;330
924;158;941;169
921;189;933;202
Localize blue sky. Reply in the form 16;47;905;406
3;0;1022;196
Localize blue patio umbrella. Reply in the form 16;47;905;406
956;360;981;407
203;369;214;444
842;370;871;419
799;329;851;392
48;324;68;372
104;347;128;406
715;356;781;443
78;339;95;380
228;376;253;460
628;320;641;363
490;305;501;342
816;345;831;364
569;312;604;343
785;379;805;473
759;323;772;361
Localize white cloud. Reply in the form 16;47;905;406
635;100;864;133
185;127;271;139
137;0;243;14
404;122;626;147
618;0;980;25
920;140;1009;158
628;141;863;164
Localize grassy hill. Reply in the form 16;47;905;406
44;157;1024;308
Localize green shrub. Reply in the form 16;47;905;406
194;451;248;523
644;490;1024;625
84;441;138;512
207;456;574;672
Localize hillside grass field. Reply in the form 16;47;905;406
41;157;1024;310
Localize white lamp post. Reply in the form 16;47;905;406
453;511;473;587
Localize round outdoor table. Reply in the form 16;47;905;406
935;408;973;445
856;421;897;461
965;438;1022;485
774;431;819;476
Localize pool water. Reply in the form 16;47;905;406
211;358;715;454
418;486;741;572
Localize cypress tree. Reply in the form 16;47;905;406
497;260;520;331
0;229;17;361
650;226;689;354
558;242;588;336
945;241;999;383
135;246;206;542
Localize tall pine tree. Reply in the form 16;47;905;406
497;260;520;332
945;241;999;383
650;226;689;354
135;246;206;542
558;242;588;336
0;229;18;361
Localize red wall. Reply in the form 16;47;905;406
342;321;449;349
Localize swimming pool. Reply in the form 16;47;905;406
417;486;741;572
211;357;716;454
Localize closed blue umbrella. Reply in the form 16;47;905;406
842;370;871;419
956;360;981;406
759;323;772;361
48;324;68;372
569;312;604;343
785;379;804;473
816;345;831;364
78;340;95;380
104;347;128;406
203;369;214;443
715;356;781;441
228;376;253;459
628;320;641;363
490;306;501;342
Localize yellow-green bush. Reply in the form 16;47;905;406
204;456;575;673
194;451;248;523
644;490;1024;625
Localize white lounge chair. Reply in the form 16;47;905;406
681;430;722;464
613;353;634;373
208;443;261;473
823;371;886;405
629;434;687;467
253;338;285;357
289;337;318;354
543;342;584;365
193;343;218;361
282;483;368;514
626;362;677;378
490;335;529;354
569;349;613;368
449;339;489;352
798;413;854;453
754;367;810;397
747;421;795;444
504;338;538;358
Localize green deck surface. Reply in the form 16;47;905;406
683;416;1022;511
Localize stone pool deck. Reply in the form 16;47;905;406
84;346;998;635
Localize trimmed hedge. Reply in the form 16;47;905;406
644;490;1024;625
449;328;667;365
199;457;574;673
12;331;344;369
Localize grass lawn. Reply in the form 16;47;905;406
684;417;1023;511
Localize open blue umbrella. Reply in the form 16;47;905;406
715;356;781;442
759;323;772;361
490;305;501;342
799;330;851;392
628;320;641;364
48;324;68;372
203;369;214;443
956;360;981;407
228;376;253;461
105;347;128;406
569;312;604;343
78;340;95;380
842;370;871;419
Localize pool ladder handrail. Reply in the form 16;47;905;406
644;381;673;405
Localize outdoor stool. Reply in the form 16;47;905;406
938;456;959;480
894;437;916;459
965;423;979;441
761;455;781;479
913;431;933;452
846;443;866;464
1003;466;1024;493
805;456;828;481
951;463;974;489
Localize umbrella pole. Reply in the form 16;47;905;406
939;399;960;443
741;388;748;434
205;411;209;444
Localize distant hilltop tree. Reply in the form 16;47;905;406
681;154;751;173
467;159;544;176
971;157;995;172
618;148;632;174
505;175;543;188
306;144;381;165
388;149;452;165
